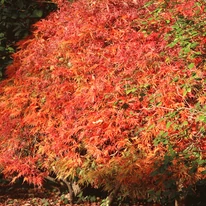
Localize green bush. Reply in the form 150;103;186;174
0;0;57;79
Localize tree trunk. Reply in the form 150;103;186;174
108;184;121;206
62;178;74;205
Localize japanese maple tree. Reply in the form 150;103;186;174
0;0;205;204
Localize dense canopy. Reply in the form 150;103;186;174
0;0;205;203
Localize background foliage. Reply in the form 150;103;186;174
0;0;205;205
0;0;57;79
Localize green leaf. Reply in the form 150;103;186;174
32;9;43;18
167;41;178;48
188;63;195;69
197;115;206;123
190;42;198;49
164;155;172;165
125;87;137;95
182;121;188;126
144;0;153;8
0;33;4;38
189;166;197;174
166;121;172;129
201;170;206;175
183;86;191;96
159;131;168;137
6;47;14;53
182;46;191;54
0;46;5;51
197;159;205;165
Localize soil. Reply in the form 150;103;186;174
0;179;205;206
0;180;99;206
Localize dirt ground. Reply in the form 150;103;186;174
0;179;205;206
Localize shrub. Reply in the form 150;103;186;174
0;0;205;204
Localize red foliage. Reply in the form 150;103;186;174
0;0;205;199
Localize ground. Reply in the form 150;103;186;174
0;179;100;206
0;179;205;205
